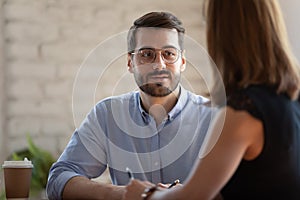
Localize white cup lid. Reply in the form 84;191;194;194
2;157;33;168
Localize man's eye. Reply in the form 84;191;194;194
140;50;154;57
163;50;176;57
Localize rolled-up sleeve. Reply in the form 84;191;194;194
46;130;107;200
46;104;109;200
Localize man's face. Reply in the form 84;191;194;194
128;28;186;97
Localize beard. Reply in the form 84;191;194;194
134;70;180;97
139;83;173;97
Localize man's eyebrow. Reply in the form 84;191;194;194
138;45;179;50
138;46;154;50
162;45;178;49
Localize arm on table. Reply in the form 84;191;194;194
63;176;125;200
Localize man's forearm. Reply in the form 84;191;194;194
62;176;125;200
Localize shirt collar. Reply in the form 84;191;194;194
137;86;188;120
168;86;188;120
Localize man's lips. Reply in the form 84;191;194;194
146;71;171;83
148;71;170;78
148;74;170;82
151;74;170;79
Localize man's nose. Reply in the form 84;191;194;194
152;52;166;70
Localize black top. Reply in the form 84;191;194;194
221;85;300;200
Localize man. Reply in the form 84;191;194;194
46;12;212;200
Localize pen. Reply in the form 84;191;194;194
168;179;180;189
126;167;134;180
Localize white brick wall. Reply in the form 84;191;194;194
278;0;300;61
0;0;208;165
0;0;6;192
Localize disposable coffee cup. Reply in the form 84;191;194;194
2;158;33;200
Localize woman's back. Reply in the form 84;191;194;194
222;85;300;199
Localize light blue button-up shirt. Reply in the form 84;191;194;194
46;87;212;200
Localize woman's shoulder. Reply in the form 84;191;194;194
227;87;262;120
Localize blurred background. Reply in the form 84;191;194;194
0;0;299;196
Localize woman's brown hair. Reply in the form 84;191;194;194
206;0;300;99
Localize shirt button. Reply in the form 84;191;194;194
154;162;159;166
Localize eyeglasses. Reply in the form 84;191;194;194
130;47;182;64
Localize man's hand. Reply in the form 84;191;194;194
123;179;155;200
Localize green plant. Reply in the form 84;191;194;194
0;191;4;200
7;135;55;195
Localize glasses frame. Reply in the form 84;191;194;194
130;47;183;64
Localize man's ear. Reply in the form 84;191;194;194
180;50;186;72
127;53;134;73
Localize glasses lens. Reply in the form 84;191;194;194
134;48;180;64
137;49;155;64
161;48;179;63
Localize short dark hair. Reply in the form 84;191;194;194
127;12;185;52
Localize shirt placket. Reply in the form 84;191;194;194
149;119;162;183
150;133;161;183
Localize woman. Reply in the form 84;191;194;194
123;0;300;199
